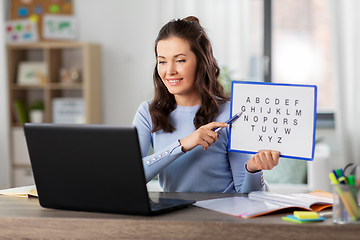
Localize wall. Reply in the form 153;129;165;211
0;0;10;189
74;0;161;125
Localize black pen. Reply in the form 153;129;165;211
214;111;243;133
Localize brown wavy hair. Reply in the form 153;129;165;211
150;16;229;133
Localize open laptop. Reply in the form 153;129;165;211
23;123;195;216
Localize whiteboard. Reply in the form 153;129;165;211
229;81;317;160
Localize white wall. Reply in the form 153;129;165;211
0;0;10;189
75;0;161;125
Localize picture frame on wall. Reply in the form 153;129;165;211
17;61;47;85
43;14;77;40
6;19;39;44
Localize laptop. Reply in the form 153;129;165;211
23;123;195;216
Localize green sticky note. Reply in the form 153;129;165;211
282;216;306;224
49;4;60;13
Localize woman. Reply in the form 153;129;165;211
133;16;279;193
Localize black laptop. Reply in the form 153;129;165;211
23;123;195;215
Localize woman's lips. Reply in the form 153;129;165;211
167;78;183;86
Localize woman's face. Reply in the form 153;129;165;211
156;37;199;104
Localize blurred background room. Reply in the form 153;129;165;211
0;0;359;193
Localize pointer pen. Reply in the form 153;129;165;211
214;111;243;133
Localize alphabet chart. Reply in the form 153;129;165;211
229;81;317;160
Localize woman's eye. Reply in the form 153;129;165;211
158;61;166;64
177;60;185;63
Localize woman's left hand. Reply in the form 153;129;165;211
246;150;280;173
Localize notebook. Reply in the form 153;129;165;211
23;123;195;216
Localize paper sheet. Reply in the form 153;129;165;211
229;81;317;160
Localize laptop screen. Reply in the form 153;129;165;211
24;124;152;215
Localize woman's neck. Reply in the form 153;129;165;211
175;94;202;107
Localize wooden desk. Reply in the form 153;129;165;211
0;192;358;239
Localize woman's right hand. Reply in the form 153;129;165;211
179;122;228;152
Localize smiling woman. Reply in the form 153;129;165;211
132;16;280;193
150;16;229;133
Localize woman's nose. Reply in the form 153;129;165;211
166;62;177;75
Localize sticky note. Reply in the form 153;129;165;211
293;211;319;219
282;215;325;224
282;216;306;224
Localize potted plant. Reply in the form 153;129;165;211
219;66;232;96
29;100;44;123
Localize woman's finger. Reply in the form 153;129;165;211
271;150;280;162
202;135;215;145
204;122;228;130
261;151;272;168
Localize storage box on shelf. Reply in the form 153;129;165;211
7;42;102;187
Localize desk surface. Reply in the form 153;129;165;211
0;192;359;240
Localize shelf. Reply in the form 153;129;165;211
12;164;33;169
10;83;83;90
47;83;83;89
10;84;45;90
7;41;90;49
7;42;102;187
